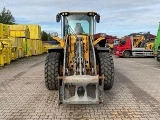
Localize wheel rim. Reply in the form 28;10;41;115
124;51;130;57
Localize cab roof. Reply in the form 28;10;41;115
59;12;98;16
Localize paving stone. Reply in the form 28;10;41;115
0;54;160;119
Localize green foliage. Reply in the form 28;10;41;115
41;31;48;41
48;33;54;41
41;31;54;41
0;7;15;24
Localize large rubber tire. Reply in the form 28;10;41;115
98;52;114;90
123;51;130;58
157;51;160;62
45;52;60;90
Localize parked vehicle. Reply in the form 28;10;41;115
115;33;154;58
45;12;114;104
113;39;119;54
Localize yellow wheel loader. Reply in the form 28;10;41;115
44;12;114;104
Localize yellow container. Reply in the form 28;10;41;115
0;40;11;66
11;46;17;61
0;23;2;38
4;24;10;37
9;37;18;61
9;25;30;38
17;38;24;58
38;40;43;54
0;23;4;38
0;41;3;51
9;37;25;60
27;25;41;39
35;40;43;55
23;38;32;57
39;40;43;54
10;37;18;48
43;43;50;53
31;39;43;55
31;39;38;55
0;23;10;38
41;41;45;53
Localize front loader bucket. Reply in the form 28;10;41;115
58;75;104;104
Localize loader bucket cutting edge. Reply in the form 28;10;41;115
58;75;104;104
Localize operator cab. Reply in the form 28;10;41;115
56;12;100;37
119;39;126;45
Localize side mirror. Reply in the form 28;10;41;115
56;13;61;23
95;14;100;23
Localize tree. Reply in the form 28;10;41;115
48;33;54;41
41;31;49;41
0;7;15;24
41;31;56;41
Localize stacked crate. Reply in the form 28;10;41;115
9;25;31;59
0;23;11;66
27;25;43;55
0;23;44;67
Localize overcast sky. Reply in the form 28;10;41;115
1;0;160;37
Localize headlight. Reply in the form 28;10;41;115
61;12;69;16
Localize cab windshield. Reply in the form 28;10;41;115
120;39;126;45
63;14;94;36
113;39;119;46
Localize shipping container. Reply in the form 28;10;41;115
0;23;2;38
9;25;30;38
10;37;18;48
23;38;32;57
0;40;11;66
41;43;44;53
31;39;43;55
39;40;43;54
0;23;45;66
9;37;26;59
0;23;10;38
32;39;38;55
10;46;17;61
4;24;10;37
27;25;41;39
43;43;50;53
17;38;24;58
9;37;18;60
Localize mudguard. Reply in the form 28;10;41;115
95;47;110;52
48;47;63;53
